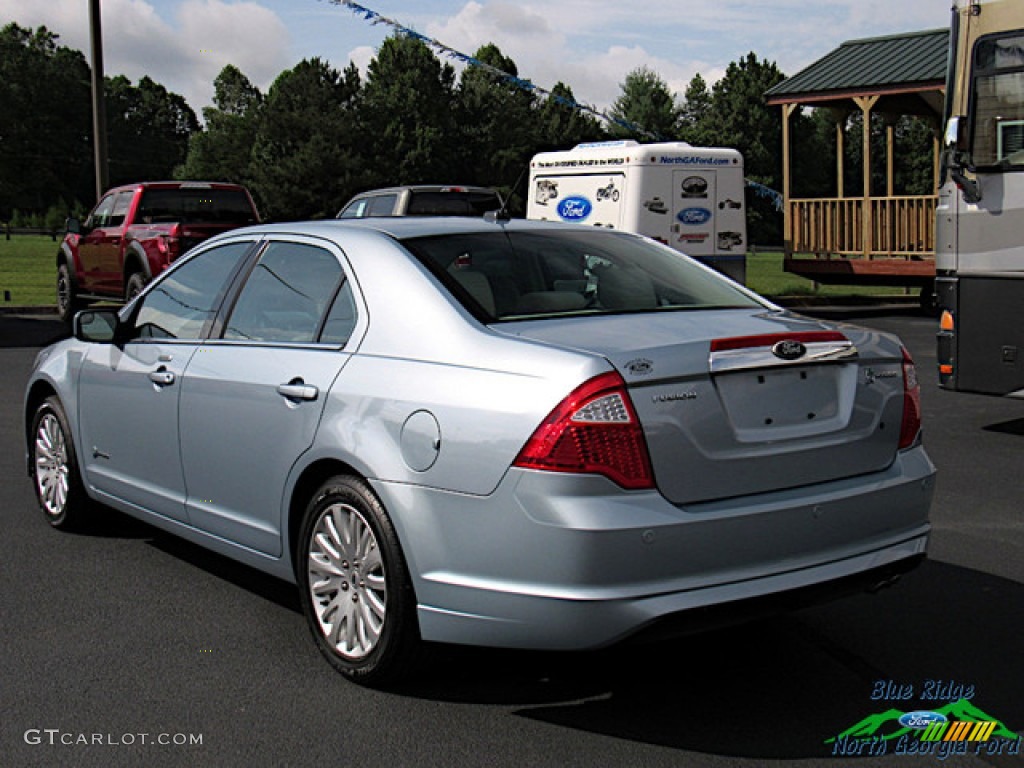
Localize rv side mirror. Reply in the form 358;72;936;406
944;116;967;151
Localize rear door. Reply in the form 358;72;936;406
179;237;362;556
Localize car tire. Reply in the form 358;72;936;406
57;262;83;324
298;475;421;685
30;396;90;530
125;272;147;303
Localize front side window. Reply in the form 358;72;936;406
224;241;343;343
403;229;764;321
85;194;116;229
338;199;367;218
970;32;1024;167
132;242;251;340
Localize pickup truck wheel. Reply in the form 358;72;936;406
57;263;82;323
125;272;147;302
31;396;90;530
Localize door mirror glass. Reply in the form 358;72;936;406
74;309;119;343
944;116;966;150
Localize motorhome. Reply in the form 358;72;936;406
937;0;1024;396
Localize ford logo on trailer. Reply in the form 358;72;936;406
677;207;712;225
557;197;593;221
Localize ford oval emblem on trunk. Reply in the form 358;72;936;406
772;339;807;360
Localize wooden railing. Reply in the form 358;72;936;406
788;195;936;258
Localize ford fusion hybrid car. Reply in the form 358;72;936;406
25;217;934;684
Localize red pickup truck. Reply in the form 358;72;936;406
58;181;259;321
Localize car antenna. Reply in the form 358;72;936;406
485;167;527;223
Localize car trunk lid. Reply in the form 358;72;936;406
497;309;907;503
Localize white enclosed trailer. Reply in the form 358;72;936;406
527;140;747;282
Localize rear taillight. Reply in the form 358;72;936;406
157;224;182;261
899;347;922;449
513;371;654;490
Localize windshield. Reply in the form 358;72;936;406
406;190;501;216
403;229;764;321
970;33;1024;168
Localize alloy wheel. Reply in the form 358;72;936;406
307;502;388;660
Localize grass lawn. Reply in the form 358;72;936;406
746;251;909;299
0;235;912;309
0;234;58;307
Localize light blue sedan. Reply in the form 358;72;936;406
25;217;934;684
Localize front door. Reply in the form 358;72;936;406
76;240;254;521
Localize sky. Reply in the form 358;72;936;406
0;0;952;118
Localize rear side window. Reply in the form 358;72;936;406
108;191;134;227
403;230;764;320
366;195;398;216
224;242;343;343
137;188;256;225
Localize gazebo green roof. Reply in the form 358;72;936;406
765;28;949;104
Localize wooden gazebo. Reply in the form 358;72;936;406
764;29;949;288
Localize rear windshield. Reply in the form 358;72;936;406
402;229;764;320
137;188;257;225
405;190;501;216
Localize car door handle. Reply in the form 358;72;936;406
149;369;175;386
277;382;319;402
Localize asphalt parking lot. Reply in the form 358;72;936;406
1;308;1021;768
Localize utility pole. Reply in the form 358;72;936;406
89;0;108;201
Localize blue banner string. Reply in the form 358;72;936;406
325;0;659;139
326;0;784;210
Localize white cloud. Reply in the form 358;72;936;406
0;0;290;113
346;44;376;77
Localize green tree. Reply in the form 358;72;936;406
534;81;605;152
250;58;364;220
608;66;682;140
0;23;92;218
178;65;264;184
679;73;712;144
360;35;458;185
697;53;787;243
455;44;538;206
105;75;199;185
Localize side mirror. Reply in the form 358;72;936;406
65;217;82;235
944;116;967;152
73;309;120;344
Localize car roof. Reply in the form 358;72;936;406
347;185;498;197
222;217;611;241
102;181;250;194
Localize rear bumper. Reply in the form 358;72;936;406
374;445;935;650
